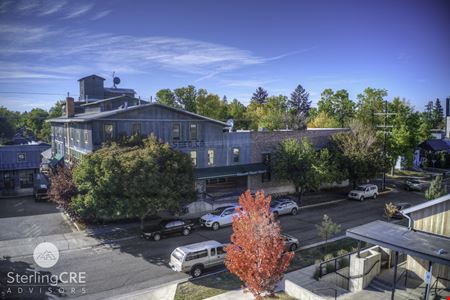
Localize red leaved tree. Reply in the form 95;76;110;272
224;190;294;299
49;165;77;217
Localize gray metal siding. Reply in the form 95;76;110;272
50;105;251;168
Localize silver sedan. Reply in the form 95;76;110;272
270;199;299;217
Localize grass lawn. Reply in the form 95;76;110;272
386;169;428;178
174;237;367;300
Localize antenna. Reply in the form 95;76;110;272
112;71;121;88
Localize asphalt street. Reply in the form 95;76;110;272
0;187;427;299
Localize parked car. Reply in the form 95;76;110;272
270;199;299;217
281;234;299;252
169;240;226;277
405;179;425;191
348;184;379;201
141;219;194;241
199;206;240;230
392;202;412;219
34;184;49;202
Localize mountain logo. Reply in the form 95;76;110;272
33;242;59;268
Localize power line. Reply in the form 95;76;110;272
0;91;74;96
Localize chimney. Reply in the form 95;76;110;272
66;97;75;117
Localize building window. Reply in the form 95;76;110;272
17;153;26;162
190;151;197;167
207;149;215;166
76;130;81;142
103;124;114;141
262;172;271;182
70;128;74;140
172;124;181;140
132;123;141;136
232;148;240;163
84;132;89;144
189;123;198;140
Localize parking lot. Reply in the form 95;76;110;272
0;196;73;240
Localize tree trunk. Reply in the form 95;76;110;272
295;186;302;206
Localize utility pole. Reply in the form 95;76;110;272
375;100;395;191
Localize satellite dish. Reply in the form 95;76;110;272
226;119;234;129
113;77;121;88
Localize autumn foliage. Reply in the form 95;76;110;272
49;165;77;216
224;190;294;299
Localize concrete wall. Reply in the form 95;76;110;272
320;267;349;290
349;247;381;292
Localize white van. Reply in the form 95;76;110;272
169;240;226;277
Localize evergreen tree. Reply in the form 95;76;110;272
251;87;268;104
433;98;444;129
288;84;311;129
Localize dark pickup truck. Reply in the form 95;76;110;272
141;219;195;241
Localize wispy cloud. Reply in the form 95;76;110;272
62;3;94;19
39;0;68;16
0;22;303;85
91;10;111;20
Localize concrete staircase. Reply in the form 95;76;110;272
368;274;450;300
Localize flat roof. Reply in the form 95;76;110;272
178;240;223;253
346;220;450;266
401;193;450;215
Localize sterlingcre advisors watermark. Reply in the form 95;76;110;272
1;242;87;299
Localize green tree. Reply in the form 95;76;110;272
316;214;341;255
196;92;227;120
317;89;354;127
425;175;447;200
24;108;49;141
271;138;337;203
355;88;387;128
72;135;195;225
0;106;18;144
258;95;288;130
227;99;248;130
330;120;384;187
174;85;197;112
307;111;340;128
433;98;444;129
156;89;179;108
251;87;268;105
288;84;311;129
40;100;65;142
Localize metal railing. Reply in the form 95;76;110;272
431;276;450;297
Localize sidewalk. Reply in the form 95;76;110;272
0;226;139;259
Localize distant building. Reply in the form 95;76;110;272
49;75;347;197
0;143;50;197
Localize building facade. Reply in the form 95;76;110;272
49;75;347;197
0;143;50;197
403;196;450;289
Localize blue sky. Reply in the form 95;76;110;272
0;0;449;112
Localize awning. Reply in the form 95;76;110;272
418;139;450;152
346;220;450;266
194;163;267;180
48;153;64;168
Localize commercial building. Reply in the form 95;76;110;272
0;143;50;197
48;75;347;197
